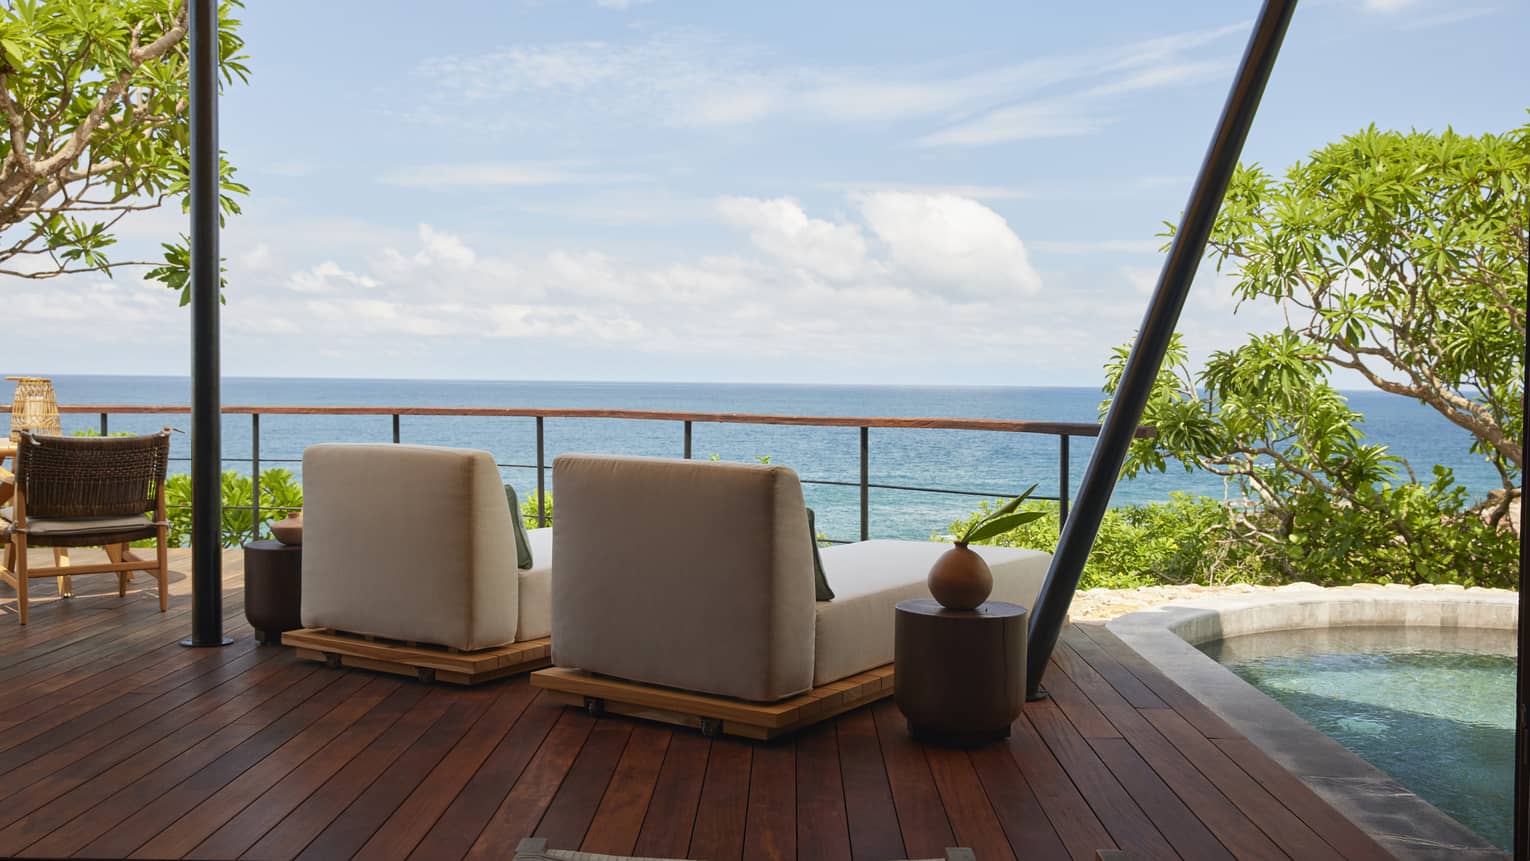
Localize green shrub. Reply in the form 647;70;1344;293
945;494;1264;590
947;485;1518;590
520;489;552;529
164;468;303;548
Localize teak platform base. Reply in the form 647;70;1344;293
531;664;895;740
282;627;551;685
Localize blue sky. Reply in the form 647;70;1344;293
7;0;1526;385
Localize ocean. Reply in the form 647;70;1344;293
21;375;1503;543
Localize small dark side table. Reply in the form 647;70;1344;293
243;540;302;644
894;598;1028;746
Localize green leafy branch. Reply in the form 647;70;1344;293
954;484;1042;547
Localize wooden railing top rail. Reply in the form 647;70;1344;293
3;403;1153;438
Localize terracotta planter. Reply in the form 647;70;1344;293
269;513;303;546
927;544;993;610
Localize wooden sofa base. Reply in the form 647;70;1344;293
530;664;895;740
282;627;551;685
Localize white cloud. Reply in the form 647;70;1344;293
1033;239;1164;254
821;181;1033;202
715;197;871;281
595;0;652;8
1121;265;1160;295
288;261;380;294
240;243;275;271
380;161;643;188
857;192;1042;297
404;21;1248;141
918;99;1113;147
418;225;476;268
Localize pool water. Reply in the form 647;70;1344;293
1198;626;1516;851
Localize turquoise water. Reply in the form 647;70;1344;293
13;375;1504;542
1201;627;1516;850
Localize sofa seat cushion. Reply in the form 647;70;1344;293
812;540;1051;687
516;527;554;642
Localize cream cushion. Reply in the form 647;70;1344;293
302;443;522;651
4;513;153;536
516;527;554;642
551;454;816;703
812;540;1050;686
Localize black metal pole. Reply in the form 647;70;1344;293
1024;0;1296;699
183;0;230;647
1514;238;1528;860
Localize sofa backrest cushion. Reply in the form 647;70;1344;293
302;443;520;650
551;454;816;702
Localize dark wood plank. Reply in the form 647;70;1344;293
1025;700;1178;861
10;663;344;859
968;744;1070;861
794;723;851;861
128;677;401;859
1145;708;1349;861
1053;642;1291;860
834;709;905;861
688;737;752;861
742;740;795;861
1002;714;1119;861
1088;737;1237;861
1073;624;1240;739
188;683;431;859
1213;738;1393;861
350;682;537;861
533;716;633;851
1059;627;1166;710
463;708;596;859
871;699;956;860
924;747;1016;861
405;689;562;861
1043;656;1120;739
632;731;710;859
0;656;312;850
0;642;276;799
241;688;458;861
296;690;497;861
580;724;671;856
80;675;386;859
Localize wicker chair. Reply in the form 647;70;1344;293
0;430;172;625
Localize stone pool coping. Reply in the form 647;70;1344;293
1105;584;1517;860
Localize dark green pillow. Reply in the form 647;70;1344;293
807;507;833;601
503;484;534;570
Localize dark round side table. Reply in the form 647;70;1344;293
894;598;1028;746
243;540;303;644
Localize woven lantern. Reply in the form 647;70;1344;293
6;376;60;441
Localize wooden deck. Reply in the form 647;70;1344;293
0;548;1396;861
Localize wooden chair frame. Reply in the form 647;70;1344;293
0;432;171;625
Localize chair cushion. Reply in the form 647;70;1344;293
516;527;554;642
812;540;1051;686
551;454;816;703
302;443;521;651
6;513;153;536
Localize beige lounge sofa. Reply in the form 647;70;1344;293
543;454;1051;712
299;443;553;652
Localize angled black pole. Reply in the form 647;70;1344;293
1515;238;1527;860
183;0;231;648
1024;0;1297;699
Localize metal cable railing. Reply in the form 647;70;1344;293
11;404;1151;544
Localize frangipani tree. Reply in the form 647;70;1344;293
0;0;248;301
1196;121;1528;500
1112;121;1528;585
